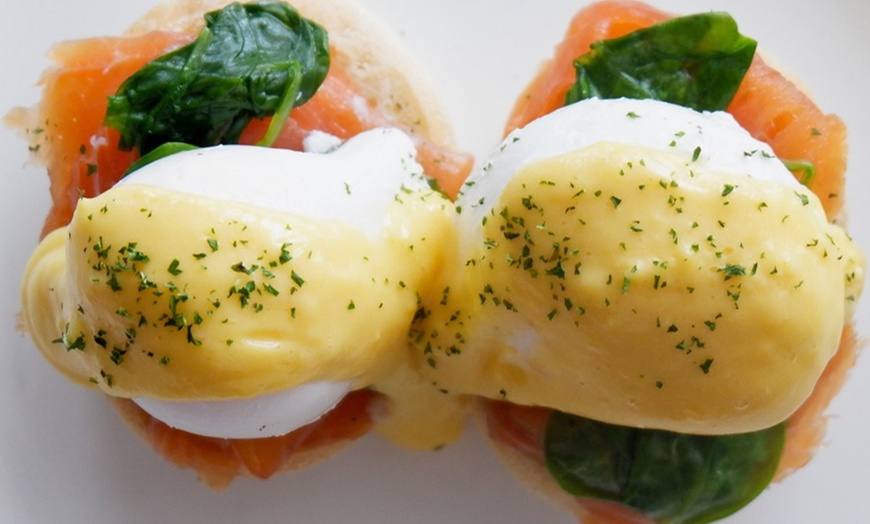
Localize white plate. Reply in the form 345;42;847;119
1;1;867;522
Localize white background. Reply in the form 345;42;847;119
1;1;867;523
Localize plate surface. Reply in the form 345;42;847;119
1;1;867;523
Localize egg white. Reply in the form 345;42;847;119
119;127;431;241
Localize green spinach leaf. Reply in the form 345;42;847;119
105;1;329;154
123;142;200;176
545;412;785;523
565;12;757;111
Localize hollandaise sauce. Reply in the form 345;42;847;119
22;129;465;446
413;99;864;435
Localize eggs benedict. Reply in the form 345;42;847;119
421;2;866;522
13;0;470;487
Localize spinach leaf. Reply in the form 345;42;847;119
565;12;757;111
545;412;785;523
123;142;200;177
105;1;329;154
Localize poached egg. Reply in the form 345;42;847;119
412;98;864;434
21;128;460;440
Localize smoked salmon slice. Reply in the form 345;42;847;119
16;32;193;237
504;0;669;134
728;59;847;220
115;390;379;489
23;32;472;238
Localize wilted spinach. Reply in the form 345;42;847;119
565;12;757;111
105;1;329;154
544;412;785;523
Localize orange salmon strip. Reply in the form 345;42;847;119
122;389;379;488
35;32;193;236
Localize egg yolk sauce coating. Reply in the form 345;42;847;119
412;98;864;435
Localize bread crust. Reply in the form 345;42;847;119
126;0;456;149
